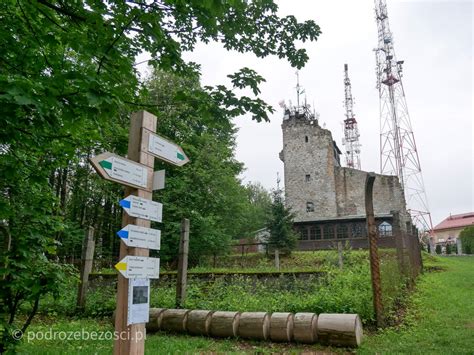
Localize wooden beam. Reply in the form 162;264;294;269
114;111;157;355
176;218;190;308
365;172;384;328
77;226;95;310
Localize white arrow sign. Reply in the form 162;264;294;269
115;256;160;279
117;225;161;250
145;131;189;166
89;152;152;191
120;195;162;222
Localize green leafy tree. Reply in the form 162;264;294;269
0;1;320;350
459;226;474;254
266;188;297;254
446;244;452;254
435;244;442;255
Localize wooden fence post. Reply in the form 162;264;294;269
176;218;190;308
274;249;280;271
365;173;384;328
77;226;95;310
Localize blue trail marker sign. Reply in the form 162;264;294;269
117;224;161;250
119;195;163;222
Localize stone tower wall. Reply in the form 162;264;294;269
280;119;338;222
281;117;409;225
334;167;408;220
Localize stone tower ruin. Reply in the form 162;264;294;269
279;103;410;246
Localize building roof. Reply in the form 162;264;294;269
433;212;474;231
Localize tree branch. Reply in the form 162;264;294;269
97;14;139;74
36;0;87;22
21;294;40;334
17;0;53;68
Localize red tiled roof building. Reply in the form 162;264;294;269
433;212;474;243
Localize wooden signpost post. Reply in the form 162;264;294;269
89;110;189;355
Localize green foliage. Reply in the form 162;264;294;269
239;182;272;237
142;69;252;264
459;226;474;254
435;244;442;254
360;257;474;354
148;265;374;323
0;1;321;348
445;244;452;254
266;188;297;254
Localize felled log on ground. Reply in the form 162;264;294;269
317;313;363;347
238;312;270;340
160;309;190;333
186;310;214;336
269;312;294;342
147;308;166;332
210;311;240;338
293;312;318;343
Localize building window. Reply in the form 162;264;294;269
323;225;335;239
337;224;349;239
305;136;309;143
378;222;392;236
310;226;321;240
315;226;322;240
305;174;311;182
351;223;366;238
306;202;314;212
300;227;309;240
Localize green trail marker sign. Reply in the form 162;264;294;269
143;130;189;166
90;152;153;191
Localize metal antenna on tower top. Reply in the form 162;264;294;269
374;0;433;233
342;64;361;170
295;70;305;109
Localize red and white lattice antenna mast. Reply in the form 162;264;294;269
374;0;433;233
342;63;361;170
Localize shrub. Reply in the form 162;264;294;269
459;226;474;254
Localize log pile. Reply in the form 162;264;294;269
144;308;363;347
238;312;270;340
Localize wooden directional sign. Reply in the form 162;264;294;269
90;152;153;191
115;256;160;279
117;224;161;250
120;195;163;222
143;130;189;166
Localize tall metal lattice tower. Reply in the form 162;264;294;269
374;0;433;232
342;64;361;170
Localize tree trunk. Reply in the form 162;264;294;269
238;312;270;340
146;308;166;332
210;311;240;338
161;309;190;333
187;310;213;336
269;312;293;342
293;312;318;343
317;313;363;347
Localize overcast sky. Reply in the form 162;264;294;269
140;0;473;226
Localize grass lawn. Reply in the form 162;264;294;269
14;255;474;354
360;256;474;354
